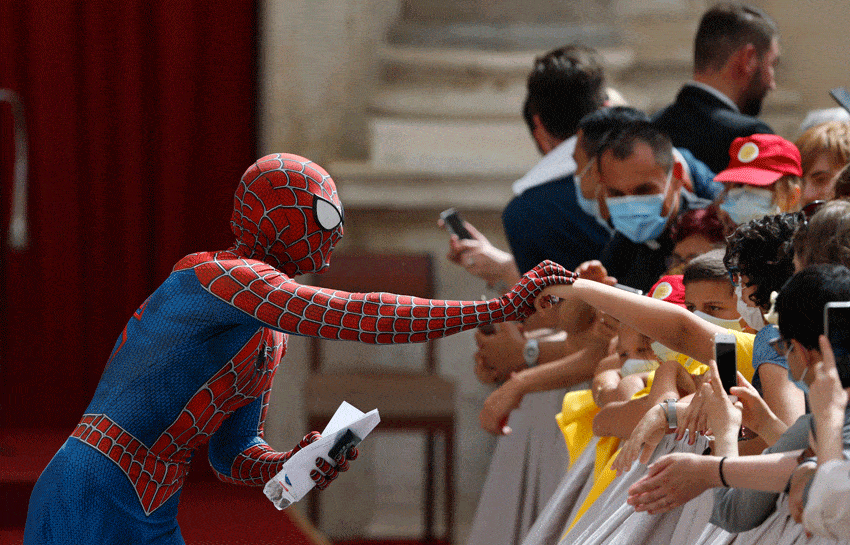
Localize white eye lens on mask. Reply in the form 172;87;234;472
693;310;744;331
651;341;678;363
735;283;766;331
620;358;660;376
720;186;778;225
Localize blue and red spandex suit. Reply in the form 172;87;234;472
24;153;572;544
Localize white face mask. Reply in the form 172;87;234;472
620;358;660;377
693;310;744;331
735;283;766;331
720;186;779;225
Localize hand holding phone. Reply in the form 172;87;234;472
714;333;737;394
440;208;473;240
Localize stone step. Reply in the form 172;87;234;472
367;116;538;174
378;43;636;87
326;161;517;210
369;83;525;120
370;63;801;123
386;21;623;51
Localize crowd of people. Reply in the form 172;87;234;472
443;3;850;544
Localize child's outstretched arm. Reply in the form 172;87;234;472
546;278;726;365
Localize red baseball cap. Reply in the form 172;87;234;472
713;134;802;187
647;275;686;308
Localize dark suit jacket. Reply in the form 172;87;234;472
653;84;774;173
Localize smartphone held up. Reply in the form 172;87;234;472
440;208;473;240
714;332;737;394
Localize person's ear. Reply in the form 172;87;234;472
671;165;684;192
791;339;813;366
735;44;759;78
531;114;557;154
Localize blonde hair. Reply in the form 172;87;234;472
794;121;850;175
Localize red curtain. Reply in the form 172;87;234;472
0;0;258;430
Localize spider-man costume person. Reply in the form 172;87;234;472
24;153;574;544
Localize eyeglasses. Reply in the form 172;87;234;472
769;335;794;358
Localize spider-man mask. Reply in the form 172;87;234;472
231;153;344;276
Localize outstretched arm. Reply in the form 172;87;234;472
183;253;573;343
546;278;725;364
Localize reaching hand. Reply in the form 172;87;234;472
291;431;360;491
500;261;576;322
676;384;708;445
810;336;849;435
479;374;524;435
441;219;520;287
473;322;526;384
698;359;743;448
627;453;716;514
574;260;617;286
809;335;849;462
728;370;784;444
612;403;669;475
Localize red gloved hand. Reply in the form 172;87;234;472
499;260;576;321
296;431;360;491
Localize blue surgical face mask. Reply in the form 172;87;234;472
573;162;600;220
720;186;778;225
606;172;672;244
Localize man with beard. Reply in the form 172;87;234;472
653;3;779;173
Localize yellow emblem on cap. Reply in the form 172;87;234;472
651;282;673;300
738;142;760;163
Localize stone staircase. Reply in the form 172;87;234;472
330;12;805;212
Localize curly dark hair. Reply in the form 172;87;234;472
723;212;803;310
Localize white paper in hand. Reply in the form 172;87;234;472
263;401;380;509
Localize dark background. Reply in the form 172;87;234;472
1;0;258;431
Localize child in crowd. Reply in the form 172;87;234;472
724;213;806;428
794;199;850;270
795;120;850;207
591;257;749;441
666;208;732;274
625;265;850;538
715;134;802;225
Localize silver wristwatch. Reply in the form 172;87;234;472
523;338;540;368
660;398;678;429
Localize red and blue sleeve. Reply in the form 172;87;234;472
186;253;573;342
